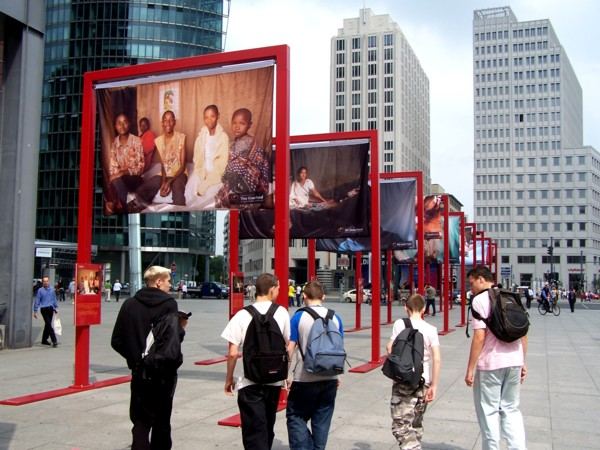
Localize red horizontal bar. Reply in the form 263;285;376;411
438;328;456;336
218;390;288;428
348;357;386;374
345;326;372;334
194;354;241;366
0;375;131;406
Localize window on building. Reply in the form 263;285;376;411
352;37;360;49
368;35;376;48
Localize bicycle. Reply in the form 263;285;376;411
538;298;560;316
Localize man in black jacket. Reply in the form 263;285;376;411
111;266;179;450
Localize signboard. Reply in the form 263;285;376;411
500;266;512;277
36;247;52;258
74;263;103;326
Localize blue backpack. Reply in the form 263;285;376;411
297;307;346;376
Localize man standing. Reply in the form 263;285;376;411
104;280;112;302
286;280;343;450
113;279;122;303
68;278;76;304
424;284;436;316
222;273;290;449
465;266;527;450
568;287;577;313
111;266;178;450
295;284;302;307
33;276;59;347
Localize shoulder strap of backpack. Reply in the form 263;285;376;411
266;302;279;319
298;306;321;321
402;318;413;329
244;304;260;320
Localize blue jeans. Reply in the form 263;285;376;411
286;380;338;450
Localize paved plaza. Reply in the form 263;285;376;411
1;296;599;449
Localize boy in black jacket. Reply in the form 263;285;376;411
111;266;180;450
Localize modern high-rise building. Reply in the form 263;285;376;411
238;8;431;289
473;6;600;291
330;8;430;189
37;1;227;285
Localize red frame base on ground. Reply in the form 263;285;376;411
194;354;241;366
0;375;131;406
218;387;288;427
348;356;386;373
345;326;372;334
438;328;456;336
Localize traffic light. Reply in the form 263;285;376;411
547;246;553;256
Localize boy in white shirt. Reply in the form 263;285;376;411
387;294;441;449
221;273;290;449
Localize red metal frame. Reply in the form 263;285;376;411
229;210;240;317
75;46;290;394
308;239;316;280
450;212;466;327
380;172;425;295
385;250;392;325
439;195;454;335
345;251;367;333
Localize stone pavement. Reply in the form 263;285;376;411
1;297;599;449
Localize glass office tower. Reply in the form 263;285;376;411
38;1;226;283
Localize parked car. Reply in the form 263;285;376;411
342;288;372;303
188;281;229;299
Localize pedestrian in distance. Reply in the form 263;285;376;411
33;276;59;347
104;280;112;302
295;283;302;307
424;284;436;316
286;280;345;450
465;266;528;450
111;266;181;450
568;287;577;313
222;273;290;450
113;279;122;302
288;281;296;308
386;294;441;449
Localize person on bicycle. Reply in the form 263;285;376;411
541;285;551;312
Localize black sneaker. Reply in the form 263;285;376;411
52;343;58;348
41;341;51;346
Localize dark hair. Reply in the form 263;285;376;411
303;280;324;300
255;273;278;296
162;110;175;120
232;107;252;123
114;112;129;124
139;117;150;126
467;265;494;282
296;166;308;176
204;104;219;115
406;294;425;312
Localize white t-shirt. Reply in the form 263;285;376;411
112;282;122;292
204;134;218;172
221;301;291;390
389;317;439;385
290;179;314;207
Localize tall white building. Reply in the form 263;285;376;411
330;8;431;189
473;6;600;291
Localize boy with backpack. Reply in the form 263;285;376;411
221;273;290;450
286;280;345;450
385;294;441;449
465;266;528;450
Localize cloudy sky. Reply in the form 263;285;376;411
215;0;600;254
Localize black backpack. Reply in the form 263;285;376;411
467;287;529;342
242;303;289;383
382;318;424;389
142;312;185;379
296;307;347;376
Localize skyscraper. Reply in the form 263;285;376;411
330;8;430;189
473;6;600;290
37;1;227;284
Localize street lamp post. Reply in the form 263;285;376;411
580;250;584;291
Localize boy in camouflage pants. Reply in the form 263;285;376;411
387;294;441;449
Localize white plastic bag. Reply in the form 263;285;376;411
52;314;62;336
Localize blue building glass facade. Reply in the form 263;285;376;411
37;0;225;283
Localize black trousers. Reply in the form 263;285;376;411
129;370;177;450
425;298;436;316
40;306;57;344
237;384;281;450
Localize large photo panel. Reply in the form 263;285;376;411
239;141;370;238
97;65;274;215
316;178;417;252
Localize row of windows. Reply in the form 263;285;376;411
477;205;589;220
494;240;586;250
475;58;508;70
512;56;560;67
334;62;394;79
509;254;587;265
512;41;549;52
473;27;549;42
335;34;394;52
477;188;587;203
476;155;586;169
477;203;588;219
475;83;560;97
335;77;395;93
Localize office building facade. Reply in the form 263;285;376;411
473;6;600;291
37;0;226;285
330;8;431;189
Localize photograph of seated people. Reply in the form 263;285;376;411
107;113;145;214
289;166;334;209
129;110;187;212
185;104;229;209
215;107;271;209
